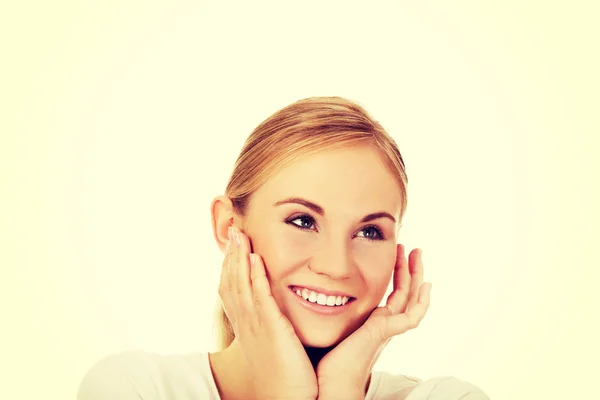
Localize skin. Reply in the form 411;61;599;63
209;144;431;399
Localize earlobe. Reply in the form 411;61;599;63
210;195;234;255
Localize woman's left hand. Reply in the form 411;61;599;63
315;244;432;400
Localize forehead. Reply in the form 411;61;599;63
251;145;403;218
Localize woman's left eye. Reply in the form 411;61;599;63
356;226;385;241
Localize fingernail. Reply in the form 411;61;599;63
249;253;255;266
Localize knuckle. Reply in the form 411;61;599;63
250;274;261;290
235;282;244;296
253;291;262;306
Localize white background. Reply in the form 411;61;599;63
2;1;598;399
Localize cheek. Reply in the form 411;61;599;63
280;230;314;253
355;245;395;293
250;228;314;280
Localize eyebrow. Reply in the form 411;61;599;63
274;197;397;223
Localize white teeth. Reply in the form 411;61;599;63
292;287;350;307
316;293;327;305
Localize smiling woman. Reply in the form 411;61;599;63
77;97;490;400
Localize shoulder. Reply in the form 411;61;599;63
77;350;219;400
369;372;490;400
405;376;490;400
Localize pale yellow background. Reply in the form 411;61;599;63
2;1;598;399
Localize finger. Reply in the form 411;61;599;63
231;227;254;312
218;227;233;293
226;227;237;293
406;248;424;311
249;252;283;325
225;227;233;281
218;229;236;325
386;244;411;314
385;282;431;336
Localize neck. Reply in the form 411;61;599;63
304;344;335;370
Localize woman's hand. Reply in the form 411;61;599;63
315;244;432;400
219;226;318;400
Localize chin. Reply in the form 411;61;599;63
297;330;343;348
293;321;354;348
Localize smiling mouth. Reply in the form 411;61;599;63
289;286;356;307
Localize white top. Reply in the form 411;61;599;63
77;351;490;400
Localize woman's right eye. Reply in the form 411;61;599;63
287;215;315;230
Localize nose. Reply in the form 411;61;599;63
308;236;355;280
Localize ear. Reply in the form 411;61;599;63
210;195;235;255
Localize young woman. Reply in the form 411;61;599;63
78;97;489;399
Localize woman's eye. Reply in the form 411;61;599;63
357;226;384;241
289;215;315;230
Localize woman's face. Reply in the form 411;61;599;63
240;145;403;347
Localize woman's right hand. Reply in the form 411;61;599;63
218;226;318;400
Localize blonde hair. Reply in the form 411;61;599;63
215;96;408;350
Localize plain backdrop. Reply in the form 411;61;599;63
2;1;598;399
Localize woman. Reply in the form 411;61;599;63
78;97;489;399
